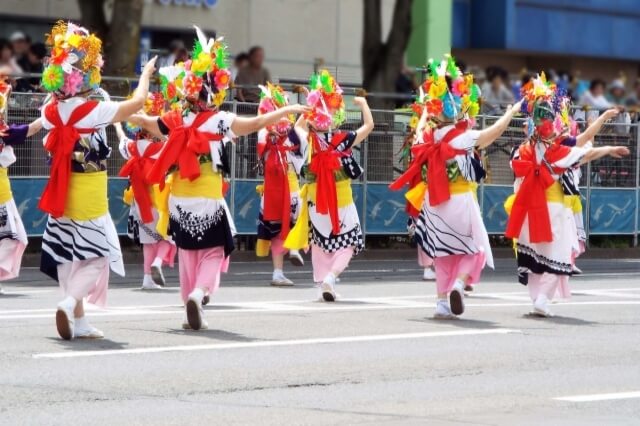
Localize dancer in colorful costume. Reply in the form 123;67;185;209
0;77;42;294
399;107;436;281
390;55;520;318
285;69;374;302
255;83;305;286
115;92;176;290
506;74;629;316
39;21;157;339
133;26;308;330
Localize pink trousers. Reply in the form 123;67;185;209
311;245;354;283
418;248;434;268
178;247;229;303
143;240;177;274
529;272;570;301
433;252;486;295
57;257;109;307
0;239;26;282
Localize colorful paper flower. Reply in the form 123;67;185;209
425;99;443;116
62;69;84;96
41;65;64;92
191;52;212;76
212;89;226;107
214;69;230;90
183;73;203;97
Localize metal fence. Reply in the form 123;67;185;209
5;92;640;245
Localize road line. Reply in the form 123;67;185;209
32;328;521;359
555;391;640;402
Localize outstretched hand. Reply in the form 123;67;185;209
142;56;158;77
602;108;620;121
610;146;630;158
353;96;368;108
510;100;523;114
286;104;312;115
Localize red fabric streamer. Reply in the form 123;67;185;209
39;100;99;218
309;132;348;235
505;143;570;243
262;134;295;239
119;140;163;223
389;121;467;207
147;110;223;184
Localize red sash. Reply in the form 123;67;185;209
39;100;99;218
505;142;570;243
389;121;467;206
309;132;348;235
119;140;164;223
262;134;295;238
147;110;223;184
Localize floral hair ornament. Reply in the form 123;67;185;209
183;25;230;108
520;73;575;141
124;92;166;135
41;21;104;97
421;54;481;125
258;82;294;134
305;69;345;129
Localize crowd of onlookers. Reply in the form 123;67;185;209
0;31;47;92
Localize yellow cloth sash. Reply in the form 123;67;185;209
405;178;478;212
0;168;12;204
63;171;108;221
284;179;354;251
564;194;583;213
256;239;271;257
123;178;173;239
171;162;223;199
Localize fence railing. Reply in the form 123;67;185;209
4;92;640;246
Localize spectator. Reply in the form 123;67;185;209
235;46;270;103
231;52;249;83
481;66;514;115
158;39;185;68
607;79;626;105
395;65;416;108
16;42;46;92
625;79;640;107
575;79;613;122
9;31;31;71
0;39;23;76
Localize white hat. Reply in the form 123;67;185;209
610;79;625;91
9;31;27;42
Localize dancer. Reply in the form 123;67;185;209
115;92;176;290
390;55;519;319
506;75;629;316
132;26;309;330
0;78;42;294
400;110;436;281
285;70;374;302
255;83;305;286
38;21;157;339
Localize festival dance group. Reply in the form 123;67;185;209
0;22;629;340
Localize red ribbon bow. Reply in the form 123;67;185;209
309;132;348;235
505;143;570;243
147;110;223;184
38;100;99;218
389;122;467;206
119;140;163;223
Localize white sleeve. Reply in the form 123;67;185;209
449;130;480;150
119;136;132;160
552;146;590;169
88;101;119;128
201;110;237;142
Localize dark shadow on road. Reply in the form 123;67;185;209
46;337;129;351
414;317;503;329
522;313;599;326
0;293;29;298
163;328;259;342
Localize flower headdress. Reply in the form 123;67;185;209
305;69;345;130
420;54;481;125
41;21;103;97
125;92;166;136
520;73;575;140
258;82;293;134
160;25;230;110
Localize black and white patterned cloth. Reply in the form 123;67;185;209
311;223;364;256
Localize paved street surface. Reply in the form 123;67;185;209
1;257;639;425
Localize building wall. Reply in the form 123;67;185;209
0;0;398;84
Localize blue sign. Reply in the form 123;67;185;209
481;185;513;234
588;188;637;234
365;183;408;234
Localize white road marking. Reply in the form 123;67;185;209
32;328;521;359
555;391;640;402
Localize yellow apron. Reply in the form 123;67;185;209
0;168;12;204
63;171;108;221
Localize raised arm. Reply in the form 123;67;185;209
231;104;310;137
476;100;522;150
413;107;429;144
111;56;158;123
27;118;43;137
576;108;619;147
579;145;629;165
352;97;374;146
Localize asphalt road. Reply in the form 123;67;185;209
1;256;639;425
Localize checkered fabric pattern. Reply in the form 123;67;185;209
311;224;364;255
